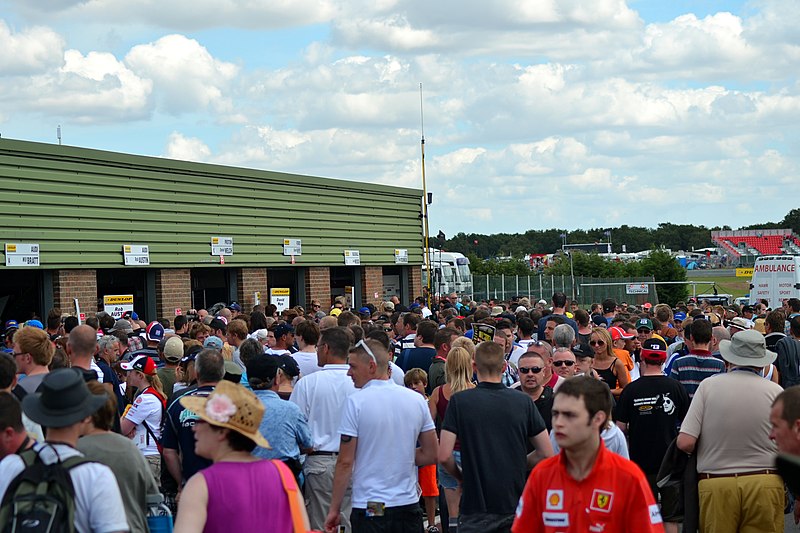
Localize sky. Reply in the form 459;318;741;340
1;0;798;237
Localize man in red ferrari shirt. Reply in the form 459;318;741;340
512;376;664;533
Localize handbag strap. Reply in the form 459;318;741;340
272;459;306;533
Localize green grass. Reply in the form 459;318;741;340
685;274;750;299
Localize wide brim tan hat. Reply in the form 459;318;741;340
180;380;270;449
719;329;776;368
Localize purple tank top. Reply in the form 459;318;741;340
201;460;294;533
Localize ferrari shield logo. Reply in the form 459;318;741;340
590;489;613;513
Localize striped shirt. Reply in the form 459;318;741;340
669;350;725;399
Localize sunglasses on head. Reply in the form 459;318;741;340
589;340;605;346
519;366;543;374
553;360;575;367
355;339;378;365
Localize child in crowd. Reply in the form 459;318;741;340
405;368;441;533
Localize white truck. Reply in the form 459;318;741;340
423;249;473;298
749;255;800;308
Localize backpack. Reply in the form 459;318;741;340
140;387;167;454
0;446;90;533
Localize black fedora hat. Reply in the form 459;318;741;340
22;368;107;428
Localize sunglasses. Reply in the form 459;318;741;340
519;366;543;374
589;340;605;346
356;339;378;365
553;360;575;367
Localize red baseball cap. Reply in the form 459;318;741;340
120;355;157;376
609;326;634;341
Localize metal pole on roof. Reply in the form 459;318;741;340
419;83;432;308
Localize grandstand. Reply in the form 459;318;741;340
711;229;800;264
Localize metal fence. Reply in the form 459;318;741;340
471;274;659;306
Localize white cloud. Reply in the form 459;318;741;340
0;48;152;123
0;21;64;75
125;35;238;115
8;0;335;30
164;132;211;161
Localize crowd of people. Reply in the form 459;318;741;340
0;290;799;532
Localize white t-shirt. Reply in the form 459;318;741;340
90;359;105;383
124;389;163;456
266;348;291;356
389;362;405;386
292;351;322;378
339;379;435;508
289;364;357;452
0;442;130;533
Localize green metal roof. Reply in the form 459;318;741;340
0;138;424;269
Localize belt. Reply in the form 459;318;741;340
699;469;778;480
309;451;338;456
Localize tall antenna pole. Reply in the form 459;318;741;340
420;83;432;308
57;125;62;146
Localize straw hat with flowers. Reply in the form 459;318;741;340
180;380;270;448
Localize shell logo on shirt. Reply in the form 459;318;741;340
546;489;563;510
590;489;614;513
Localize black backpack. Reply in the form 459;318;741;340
0;446;90;533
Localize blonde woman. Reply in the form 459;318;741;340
590;327;629;397
450;336;476;359
121;355;166;486
428;347;476;533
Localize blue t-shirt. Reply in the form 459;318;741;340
398;347;437;373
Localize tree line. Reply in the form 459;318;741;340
442;208;800;259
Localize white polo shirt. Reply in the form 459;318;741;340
292;350;323;378
339;379;435;508
289;364;356;452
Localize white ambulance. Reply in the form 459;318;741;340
749;255;800;308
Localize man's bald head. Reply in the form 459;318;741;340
67;324;97;357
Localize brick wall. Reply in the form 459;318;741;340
410;265;423;304
305;267;331;309
155;268;192;319
237;268;268;311
53;270;97;317
361;266;383;307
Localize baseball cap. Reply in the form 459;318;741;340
163;336;184;362
636;318;654;331
673;312;687;322
358;307;371;315
279;355;300;378
640;338;668;364
25;320;44;329
203;336;224;350
572;343;594;358
384;301;395;311
729;317;752;331
228;302;242;312
642;302;652;310
146;321;165;342
274;323;295;338
4;320;19;332
246;356;281;383
110;319;133;333
591;314;607;327
609;326;634;341
120;355;157;375
180;345;202;365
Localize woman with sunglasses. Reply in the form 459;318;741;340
590;327;629;398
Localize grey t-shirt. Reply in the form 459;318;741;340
18;373;46;394
77;433;158;533
681;370;782;474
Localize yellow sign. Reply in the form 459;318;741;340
736;268;754;278
6;244;16;253
103;295;134;305
271;288;290;296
